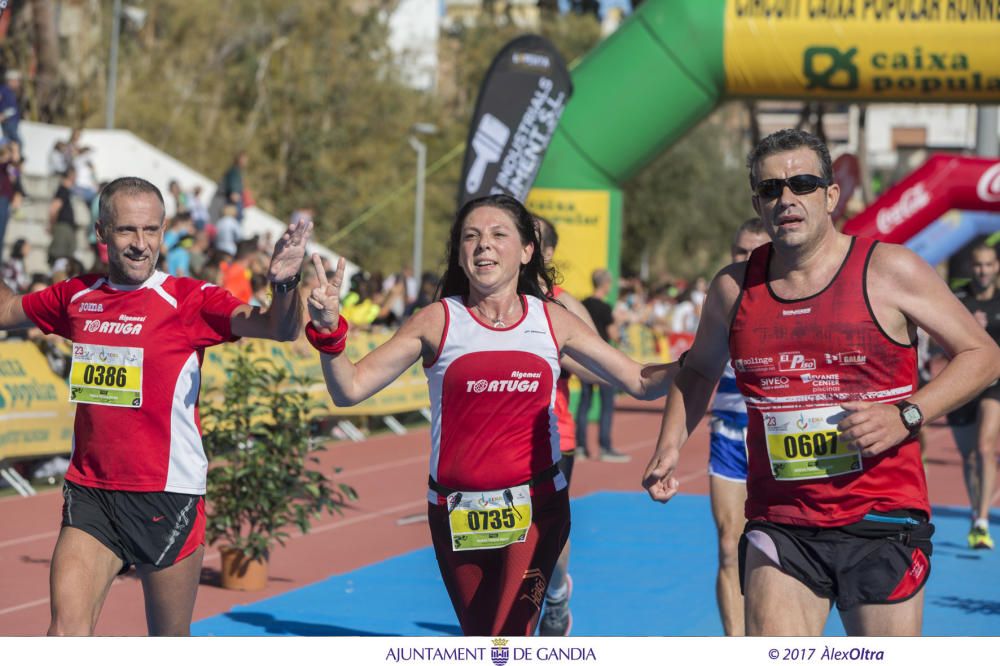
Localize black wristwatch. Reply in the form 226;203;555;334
271;274;301;294
896;400;924;436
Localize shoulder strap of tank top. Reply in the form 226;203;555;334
745;242;772;287
840;235;871;282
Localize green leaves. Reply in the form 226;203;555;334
202;342;357;562
623;108;755;280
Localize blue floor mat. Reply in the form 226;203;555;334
193;493;1000;636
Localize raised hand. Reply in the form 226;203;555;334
307;254;345;332
268;216;313;283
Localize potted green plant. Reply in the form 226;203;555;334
201;342;356;590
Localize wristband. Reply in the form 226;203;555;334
305;316;349;355
271;274;301;294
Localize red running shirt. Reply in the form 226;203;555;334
22;271;243;494
424;295;564;503
729;237;930;527
551;286;576;453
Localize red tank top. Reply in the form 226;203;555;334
729;236;929;527
552;286;576;452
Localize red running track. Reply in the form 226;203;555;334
0;397;983;636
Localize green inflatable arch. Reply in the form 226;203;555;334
529;0;1000;298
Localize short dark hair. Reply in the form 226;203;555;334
746;129;833;188
10;238;28;260
438;194;554;301
971;242;999;259
534;214;559;252
98;177;165;230
735;217;766;240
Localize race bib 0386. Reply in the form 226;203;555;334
69;343;143;408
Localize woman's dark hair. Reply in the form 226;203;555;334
438;194;555;301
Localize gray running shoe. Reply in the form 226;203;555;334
539;574;573;636
600;449;631;463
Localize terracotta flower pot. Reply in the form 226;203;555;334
219;547;269;591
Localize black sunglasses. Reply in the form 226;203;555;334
754;174;829;200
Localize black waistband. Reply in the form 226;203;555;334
428;463;560;497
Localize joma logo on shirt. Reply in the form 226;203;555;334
78;302;104;313
82;319;144;335
466;379;540;394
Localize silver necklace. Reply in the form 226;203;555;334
476;300;518;328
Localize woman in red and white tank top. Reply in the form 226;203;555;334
303;194;679;636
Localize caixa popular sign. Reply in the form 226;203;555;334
724;0;1000;102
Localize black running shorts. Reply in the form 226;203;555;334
947;382;1000;427
738;510;934;610
61;479;206;574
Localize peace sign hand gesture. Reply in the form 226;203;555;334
307;254;345;332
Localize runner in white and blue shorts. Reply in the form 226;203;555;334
708;217;768;636
710;367;749;482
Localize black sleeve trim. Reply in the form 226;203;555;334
863;240;916;349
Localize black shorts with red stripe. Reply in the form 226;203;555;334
738;509;933;610
61;479;205;574
428;488;570;636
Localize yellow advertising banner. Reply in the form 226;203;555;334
526;188;612;299
201;332;430;418
0;341;75;461
725;0;1000;101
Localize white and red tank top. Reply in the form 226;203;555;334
424;294;564;503
22;271;243;494
730;237;930;527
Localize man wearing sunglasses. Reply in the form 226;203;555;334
644;128;1000;636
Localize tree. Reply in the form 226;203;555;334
623;105;755;282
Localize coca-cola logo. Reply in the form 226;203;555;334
876;183;931;235
977;163;1000;203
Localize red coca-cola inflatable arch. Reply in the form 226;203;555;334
842;155;1000;244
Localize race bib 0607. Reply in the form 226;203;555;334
763;405;861;481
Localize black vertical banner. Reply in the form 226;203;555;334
457;35;573;208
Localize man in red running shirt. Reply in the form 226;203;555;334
643;129;1000;635
0;176;311;635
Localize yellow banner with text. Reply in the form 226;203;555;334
0;320;689;462
526;188;611;300
725;0;1000;101
0;341;75;462
201;332;431;418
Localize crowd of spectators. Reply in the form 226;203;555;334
612;274;707;340
0;121;710;394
